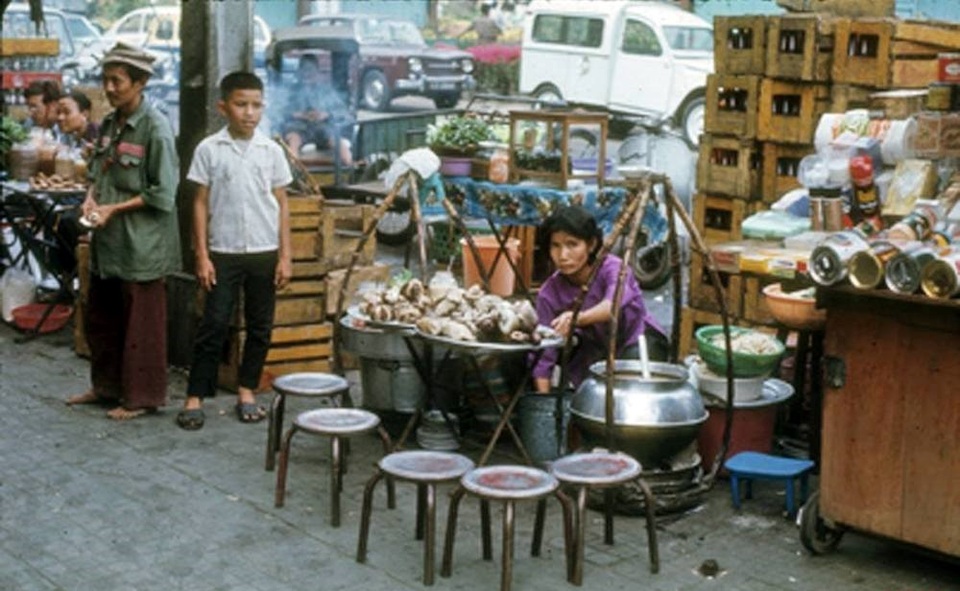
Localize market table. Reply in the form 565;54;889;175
802;286;960;558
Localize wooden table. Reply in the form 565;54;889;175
814;286;960;558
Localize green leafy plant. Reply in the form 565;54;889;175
427;115;496;156
0;116;29;158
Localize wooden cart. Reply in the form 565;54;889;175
800;287;960;558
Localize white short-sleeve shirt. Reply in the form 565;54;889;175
187;127;293;254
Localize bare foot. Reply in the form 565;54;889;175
106;406;155;421
66;390;104;406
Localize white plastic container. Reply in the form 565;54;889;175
690;358;768;403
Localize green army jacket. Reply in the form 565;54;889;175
88;98;181;281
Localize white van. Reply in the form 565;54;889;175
520;0;713;146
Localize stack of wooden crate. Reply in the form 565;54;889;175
684;9;960;354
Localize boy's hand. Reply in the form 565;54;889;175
275;257;292;289
196;256;216;291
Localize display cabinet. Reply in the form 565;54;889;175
508;110;608;189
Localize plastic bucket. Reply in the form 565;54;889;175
460;235;520;296
440;156;472;176
518;391;571;465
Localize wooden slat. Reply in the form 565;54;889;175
0;37;59;56
893;21;960;51
276;279;325;297
269;322;333;344
265;342;333;363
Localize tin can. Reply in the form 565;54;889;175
920;250;960;299
938;53;960;83
888;205;939;242
822;197;844;232
809;198;825;231
884;243;937;294
847;240;901;290
926;83;955;111
809;230;870;286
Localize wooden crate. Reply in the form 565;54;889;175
689;252;743;317
765;14;836;82
757;79;830;144
691;194;764;245
775;0;894;18
741;275;778;326
678;307;725;358
324;262;391;317
218;322;334;392
832;18;960;89
760;142;811;203
316;203;377;273
0;37;59;56
829;84;874;111
713;16;768;75
705;74;762;139
869;89;928;119
696;135;761;199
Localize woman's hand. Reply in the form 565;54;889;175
196;255;216;292
275;256;292;289
551;310;575;338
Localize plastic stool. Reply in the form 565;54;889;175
357;451;475;586
266;372;350;471
725;451;815;517
274;408;392;527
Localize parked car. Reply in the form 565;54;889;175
103;6;271;67
2;3;81;83
520;0;713;146
64;12;112;80
299;13;475;111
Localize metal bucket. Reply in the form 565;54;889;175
518;391;571;465
359;358;424;413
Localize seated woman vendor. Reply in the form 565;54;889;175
533;205;668;393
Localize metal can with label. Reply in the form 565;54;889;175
809;230;870;286
847;240;902;290
888;205;939;242
920;250;960;299
884;242;938;294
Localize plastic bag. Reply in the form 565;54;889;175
1;266;36;323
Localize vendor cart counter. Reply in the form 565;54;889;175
816;286;960;558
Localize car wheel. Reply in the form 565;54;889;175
361;70;390;111
677;95;705;149
433;93;460;109
533;84;563;108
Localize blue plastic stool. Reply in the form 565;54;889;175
725;452;815;517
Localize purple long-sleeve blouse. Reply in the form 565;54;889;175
533;254;663;388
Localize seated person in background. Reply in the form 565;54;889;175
24;79;62;133
57;90;101;156
533;205;669;393
281;54;353;166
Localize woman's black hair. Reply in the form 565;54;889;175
64;90;92;113
540;205;604;261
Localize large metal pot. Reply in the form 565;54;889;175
338;316;415;361
571;360;708;469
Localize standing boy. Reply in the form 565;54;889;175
66;43;181;419
176;71;293;430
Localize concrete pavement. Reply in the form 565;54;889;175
1;322;958;591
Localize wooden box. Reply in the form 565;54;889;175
316;203;377;273
829;84;874;112
713;16;768;75
765;14;836;82
761;142;811;203
689;252;743;317
324;262;391;317
757;79;830;144
832;18;960;89
218;322;334;392
696;135;761;200
705;74;762;139
692;193;765;245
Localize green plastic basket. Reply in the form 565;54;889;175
428;221;492;264
695;325;785;378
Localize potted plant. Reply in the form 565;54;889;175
427;115;495;176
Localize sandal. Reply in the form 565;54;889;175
176;408;205;430
235;402;266;424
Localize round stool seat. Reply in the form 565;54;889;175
550;452;642;486
462;465;558;500
273;372;349;398
380;451;475;482
294;408;380;435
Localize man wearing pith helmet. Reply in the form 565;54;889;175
66;42;182;421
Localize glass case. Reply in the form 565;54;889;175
508;110;608;189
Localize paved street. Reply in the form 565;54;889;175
2;319;958;591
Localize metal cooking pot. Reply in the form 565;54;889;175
338;316;415;361
571;360;708;469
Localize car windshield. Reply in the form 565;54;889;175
663;26;713;52
67;15;100;42
357;19;425;46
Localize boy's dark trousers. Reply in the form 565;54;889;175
187;251;278;398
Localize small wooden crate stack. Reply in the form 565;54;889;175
687;7;960;355
217;196;389;390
